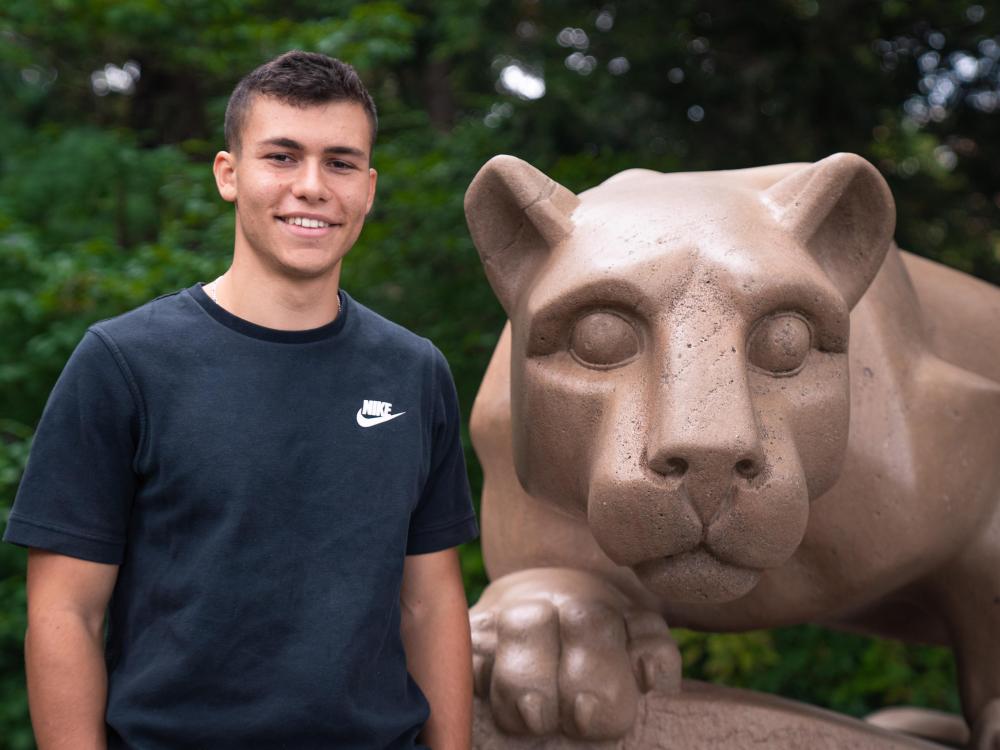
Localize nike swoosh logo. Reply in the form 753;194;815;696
356;409;407;428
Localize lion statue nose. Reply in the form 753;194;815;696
647;443;764;524
647;452;762;480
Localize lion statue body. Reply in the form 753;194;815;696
465;154;1000;747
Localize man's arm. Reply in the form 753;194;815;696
25;549;118;750
400;547;472;750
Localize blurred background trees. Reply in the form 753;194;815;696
1;0;998;745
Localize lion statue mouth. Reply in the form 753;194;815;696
632;547;762;603
587;453;814;605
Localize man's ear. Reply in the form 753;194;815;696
213;151;238;203
763;152;896;309
465;155;579;316
366;167;377;215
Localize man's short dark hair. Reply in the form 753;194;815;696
224;50;378;152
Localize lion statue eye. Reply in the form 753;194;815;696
569;311;640;368
747;313;812;375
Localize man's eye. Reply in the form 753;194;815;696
747;313;812;375
328;160;355;170
569;311;640;369
267;153;294;163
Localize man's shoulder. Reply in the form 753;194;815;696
88;286;199;351
346;292;439;363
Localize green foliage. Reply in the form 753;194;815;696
2;0;998;742
0;560;30;750
675;626;959;718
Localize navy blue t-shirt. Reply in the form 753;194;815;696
4;284;478;749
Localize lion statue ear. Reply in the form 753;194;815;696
764;153;896;309
465;155;580;315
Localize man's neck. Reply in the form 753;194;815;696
213;257;343;331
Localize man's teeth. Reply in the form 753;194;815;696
283;216;330;228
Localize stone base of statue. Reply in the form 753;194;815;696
473;682;957;749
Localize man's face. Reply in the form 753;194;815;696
213;95;377;280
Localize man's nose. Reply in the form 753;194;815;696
291;160;330;202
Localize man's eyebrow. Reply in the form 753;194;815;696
260;137;303;150
323;145;367;158
259;137;367;159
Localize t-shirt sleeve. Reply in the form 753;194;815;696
405;345;478;555
3;328;141;564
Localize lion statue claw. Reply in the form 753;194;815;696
471;567;680;740
465;153;1000;747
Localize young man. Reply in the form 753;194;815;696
4;51;478;749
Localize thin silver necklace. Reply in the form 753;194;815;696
207;274;223;303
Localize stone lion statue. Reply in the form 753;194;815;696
465;153;1000;749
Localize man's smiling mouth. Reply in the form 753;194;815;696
278;215;334;228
